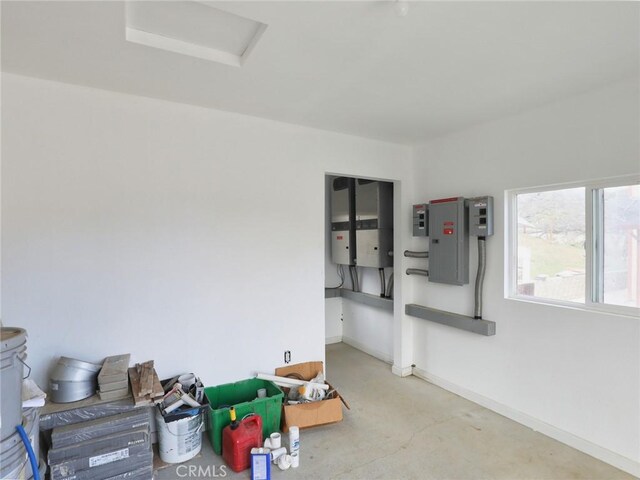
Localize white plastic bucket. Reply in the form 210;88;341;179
23;408;40;461
22;408;39;479
1;457;28;480
0;430;28;480
1;407;39;480
155;410;203;464
1;328;27;441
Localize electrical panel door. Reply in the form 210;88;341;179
428;197;468;285
355;228;393;268
331;231;352;266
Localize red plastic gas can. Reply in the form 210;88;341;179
222;414;263;472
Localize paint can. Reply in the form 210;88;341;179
155;409;203;463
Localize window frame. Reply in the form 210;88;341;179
506;175;640;317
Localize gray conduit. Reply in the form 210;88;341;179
404;250;429;258
378;268;386;297
349;265;360;292
348;266;356;292
385;273;394;298
474;237;487;319
406;268;429;277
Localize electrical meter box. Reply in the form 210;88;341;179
355;180;393;268
468;196;494;237
413;204;429;237
330;177;356;265
428;197;468;285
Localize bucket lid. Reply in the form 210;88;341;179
1;327;27;353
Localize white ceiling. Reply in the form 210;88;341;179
2;1;638;145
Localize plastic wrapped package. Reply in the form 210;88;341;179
49;428;151;480
51;451;153;480
104;465;154;480
40;398;139;431
51;408;152;449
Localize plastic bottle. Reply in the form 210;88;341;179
222;410;263;472
288;426;299;468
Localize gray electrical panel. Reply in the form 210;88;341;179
468;196;494;237
428;197;468;285
330;177;355;265
412;204;429;237
355;180;393;268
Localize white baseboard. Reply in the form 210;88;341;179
412;367;640;478
325;336;342;345
392;365;413;377
342;335;393;364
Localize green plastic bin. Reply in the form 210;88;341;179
204;378;283;455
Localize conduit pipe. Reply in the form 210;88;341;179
349;265;360;292
404;250;429;258
406;268;429;277
256;374;329;390
474;237;487;319
385;273;394;298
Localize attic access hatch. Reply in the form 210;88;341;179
124;1;267;67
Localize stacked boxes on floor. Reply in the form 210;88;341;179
42;401;154;480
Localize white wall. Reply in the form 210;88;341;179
1;73;412;388
340;255;394;363
341;299;393;363
410;77;640;475
324;297;342;344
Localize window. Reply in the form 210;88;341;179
508;176;639;314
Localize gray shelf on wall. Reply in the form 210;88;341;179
324;288;341;299
324;288;393;312
405;303;496;336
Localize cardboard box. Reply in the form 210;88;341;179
275;361;349;432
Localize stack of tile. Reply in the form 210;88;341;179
47;409;153;480
98;354;131;401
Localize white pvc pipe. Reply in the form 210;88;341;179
255;373;329;391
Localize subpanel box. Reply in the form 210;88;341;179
428;197;468;285
355;228;393;268
331;230;352;266
468;196;494;237
330;177;355;265
412;204;429;237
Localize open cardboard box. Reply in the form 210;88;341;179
275;361;349;433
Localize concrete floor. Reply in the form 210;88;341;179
157;343;633;480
